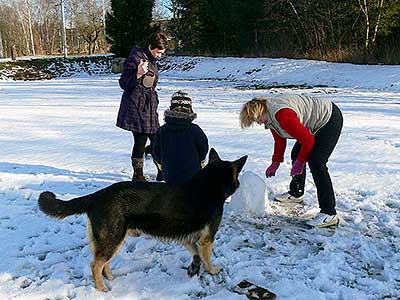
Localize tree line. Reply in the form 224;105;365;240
107;0;400;64
1;0;400;64
167;0;400;63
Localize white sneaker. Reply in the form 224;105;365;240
274;192;303;204
307;213;339;228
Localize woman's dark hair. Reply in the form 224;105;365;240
147;32;168;50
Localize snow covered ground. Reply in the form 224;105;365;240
0;57;399;299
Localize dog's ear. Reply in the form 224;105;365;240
208;148;221;164
233;155;248;174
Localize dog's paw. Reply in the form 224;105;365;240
187;255;201;277
96;284;109;292
207;264;222;275
187;262;201;277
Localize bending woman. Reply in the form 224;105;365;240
240;94;343;228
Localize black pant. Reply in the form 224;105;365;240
289;103;343;215
131;132;155;159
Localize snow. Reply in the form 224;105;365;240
230;171;267;216
0;57;399;299
161;56;400;91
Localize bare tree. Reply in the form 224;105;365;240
358;0;386;52
10;0;37;55
0;28;3;57
69;0;104;54
0;1;25;56
34;0;60;54
0;4;4;57
26;0;35;55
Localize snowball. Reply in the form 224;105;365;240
230;171;267;216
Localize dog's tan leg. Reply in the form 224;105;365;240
87;219;108;291
87;218;127;291
88;219;109;290
91;258;108;292
102;262;114;281
198;240;221;274
100;235;126;282
197;228;221;275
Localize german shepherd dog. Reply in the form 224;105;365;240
38;148;247;291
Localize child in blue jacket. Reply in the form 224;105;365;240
153;91;209;184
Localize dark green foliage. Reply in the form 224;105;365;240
169;0;400;63
106;0;155;57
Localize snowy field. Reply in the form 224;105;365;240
0;58;399;299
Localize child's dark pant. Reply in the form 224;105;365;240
289;103;343;215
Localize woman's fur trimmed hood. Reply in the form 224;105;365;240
164;108;197;122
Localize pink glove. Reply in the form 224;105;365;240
266;162;280;177
291;159;305;176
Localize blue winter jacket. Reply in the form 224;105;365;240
152;111;209;184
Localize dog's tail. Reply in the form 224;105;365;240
38;191;93;219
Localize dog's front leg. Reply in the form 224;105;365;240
184;243;201;277
197;239;221;275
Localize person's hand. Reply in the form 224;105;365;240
291;159;305;176
137;59;148;78
266;162;280;177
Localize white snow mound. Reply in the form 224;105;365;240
230;171;267;216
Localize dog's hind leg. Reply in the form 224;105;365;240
91;257;109;292
88;220;126;291
184;243;201;277
102;262;113;281
91;236;126;291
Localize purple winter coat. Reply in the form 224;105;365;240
116;47;160;134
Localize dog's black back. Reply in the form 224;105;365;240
39;148;247;241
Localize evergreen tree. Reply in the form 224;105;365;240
182;0;266;55
170;0;203;52
106;0;155;57
197;0;236;55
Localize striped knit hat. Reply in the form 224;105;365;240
170;90;192;112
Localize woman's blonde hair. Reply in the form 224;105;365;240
239;97;267;128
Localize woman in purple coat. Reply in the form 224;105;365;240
116;32;168;181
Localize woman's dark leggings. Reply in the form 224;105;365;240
131;132;155;159
289;103;343;215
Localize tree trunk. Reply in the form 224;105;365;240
26;0;35;56
16;4;30;56
371;0;385;46
0;29;4;58
359;0;370;51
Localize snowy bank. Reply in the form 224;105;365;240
2;54;400;92
160;56;400;91
0;55;113;80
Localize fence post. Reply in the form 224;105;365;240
11;45;16;60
